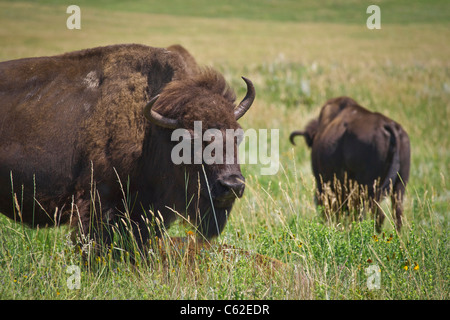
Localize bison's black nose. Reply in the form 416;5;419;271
216;174;245;201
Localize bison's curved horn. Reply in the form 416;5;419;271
143;95;178;129
234;77;255;120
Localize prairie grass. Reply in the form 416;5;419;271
0;0;449;300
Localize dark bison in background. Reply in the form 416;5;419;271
290;97;410;232
0;44;255;246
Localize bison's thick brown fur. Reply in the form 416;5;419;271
290;97;410;232
0;44;255;247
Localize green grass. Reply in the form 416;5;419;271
0;0;449;300
4;0;450;24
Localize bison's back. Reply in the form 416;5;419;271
0;50;104;222
313;105;398;190
0;44;189;225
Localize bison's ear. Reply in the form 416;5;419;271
143;95;179;129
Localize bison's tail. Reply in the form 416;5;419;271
289;131;306;146
290;119;319;147
380;123;401;192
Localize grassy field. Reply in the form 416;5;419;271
0;0;449;300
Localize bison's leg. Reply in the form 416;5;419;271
314;189;322;207
369;181;385;233
314;184;328;221
314;174;326;214
374;204;385;233
392;129;410;232
70;196;116;251
131;219;153;251
391;183;405;231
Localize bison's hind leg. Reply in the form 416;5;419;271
391;190;404;231
375;207;385;233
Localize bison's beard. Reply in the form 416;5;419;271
194;199;233;239
147;187;234;240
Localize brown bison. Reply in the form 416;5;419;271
0;44;255;246
290;97;410;232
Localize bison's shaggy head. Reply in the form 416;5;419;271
141;69;255;239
